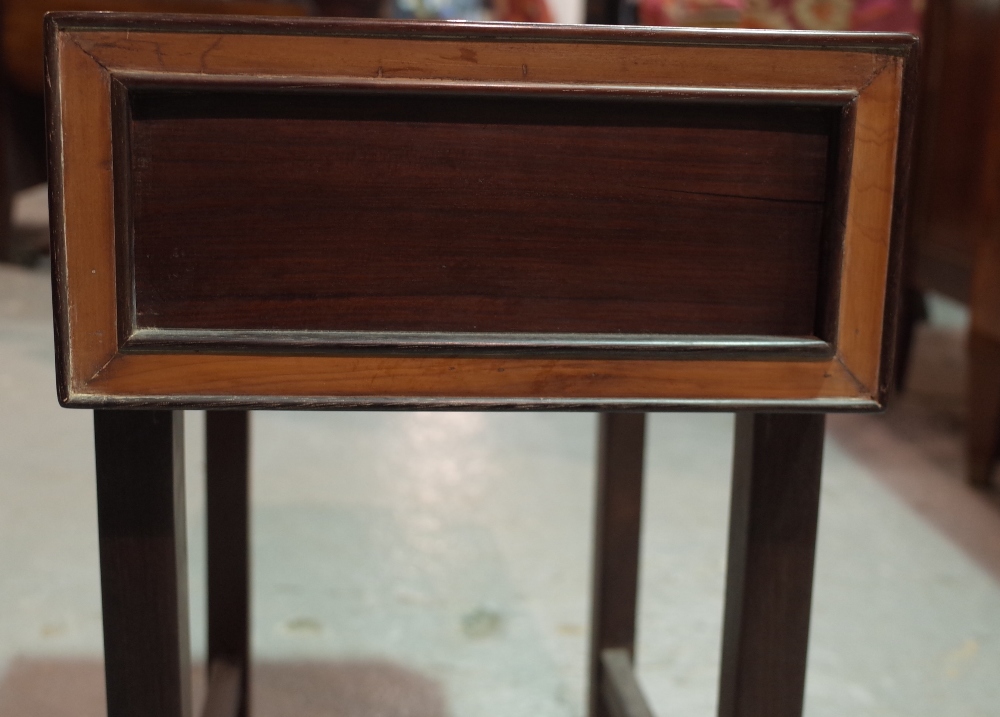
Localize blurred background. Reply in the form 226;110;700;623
3;0;1000;715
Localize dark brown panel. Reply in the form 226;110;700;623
127;89;837;340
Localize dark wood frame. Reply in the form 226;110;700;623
46;14;916;717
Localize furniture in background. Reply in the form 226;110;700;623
0;0;318;263
635;0;920;32
587;0;920;36
0;0;555;262
900;0;1000;488
46;13;914;717
594;0;1000;492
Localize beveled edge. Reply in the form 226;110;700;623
113;71;850;363
62;394;880;412
123;328;835;361
46;11;917;52
878;35;920;403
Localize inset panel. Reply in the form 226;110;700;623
127;89;839;340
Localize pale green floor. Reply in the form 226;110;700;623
1;191;999;715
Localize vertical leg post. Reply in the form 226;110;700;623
967;331;1000;487
588;412;647;717
94;410;192;717
893;287;927;393
718;412;825;717
205;411;251;717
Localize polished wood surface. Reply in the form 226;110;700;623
718;413;824;717
94;410;191;717
45;16;916;409
129;92;834;338
206;411;250;717
588;413;647;717
47;16;918;717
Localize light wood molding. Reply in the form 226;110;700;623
46;15;917;410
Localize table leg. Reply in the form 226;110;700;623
94;410;192;717
205;410;251;717
718;413;825;717
587;412;647;717
967;330;1000;487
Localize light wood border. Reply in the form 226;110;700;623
46;14;917;410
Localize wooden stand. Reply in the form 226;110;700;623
589;413;647;717
95;411;251;717
718;414;824;717
205;411;251;717
48;15;914;717
93;408;827;717
94;411;192;717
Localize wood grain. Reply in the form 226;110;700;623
83;352;865;403
73;28;888;91
94;410;192;717
833;60;903;396
718;412;824;717
54;33;119;391
128;89;835;338
588;413;646;717
45;16;916;409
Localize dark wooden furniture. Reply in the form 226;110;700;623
900;0;1000;487
45;14;916;717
